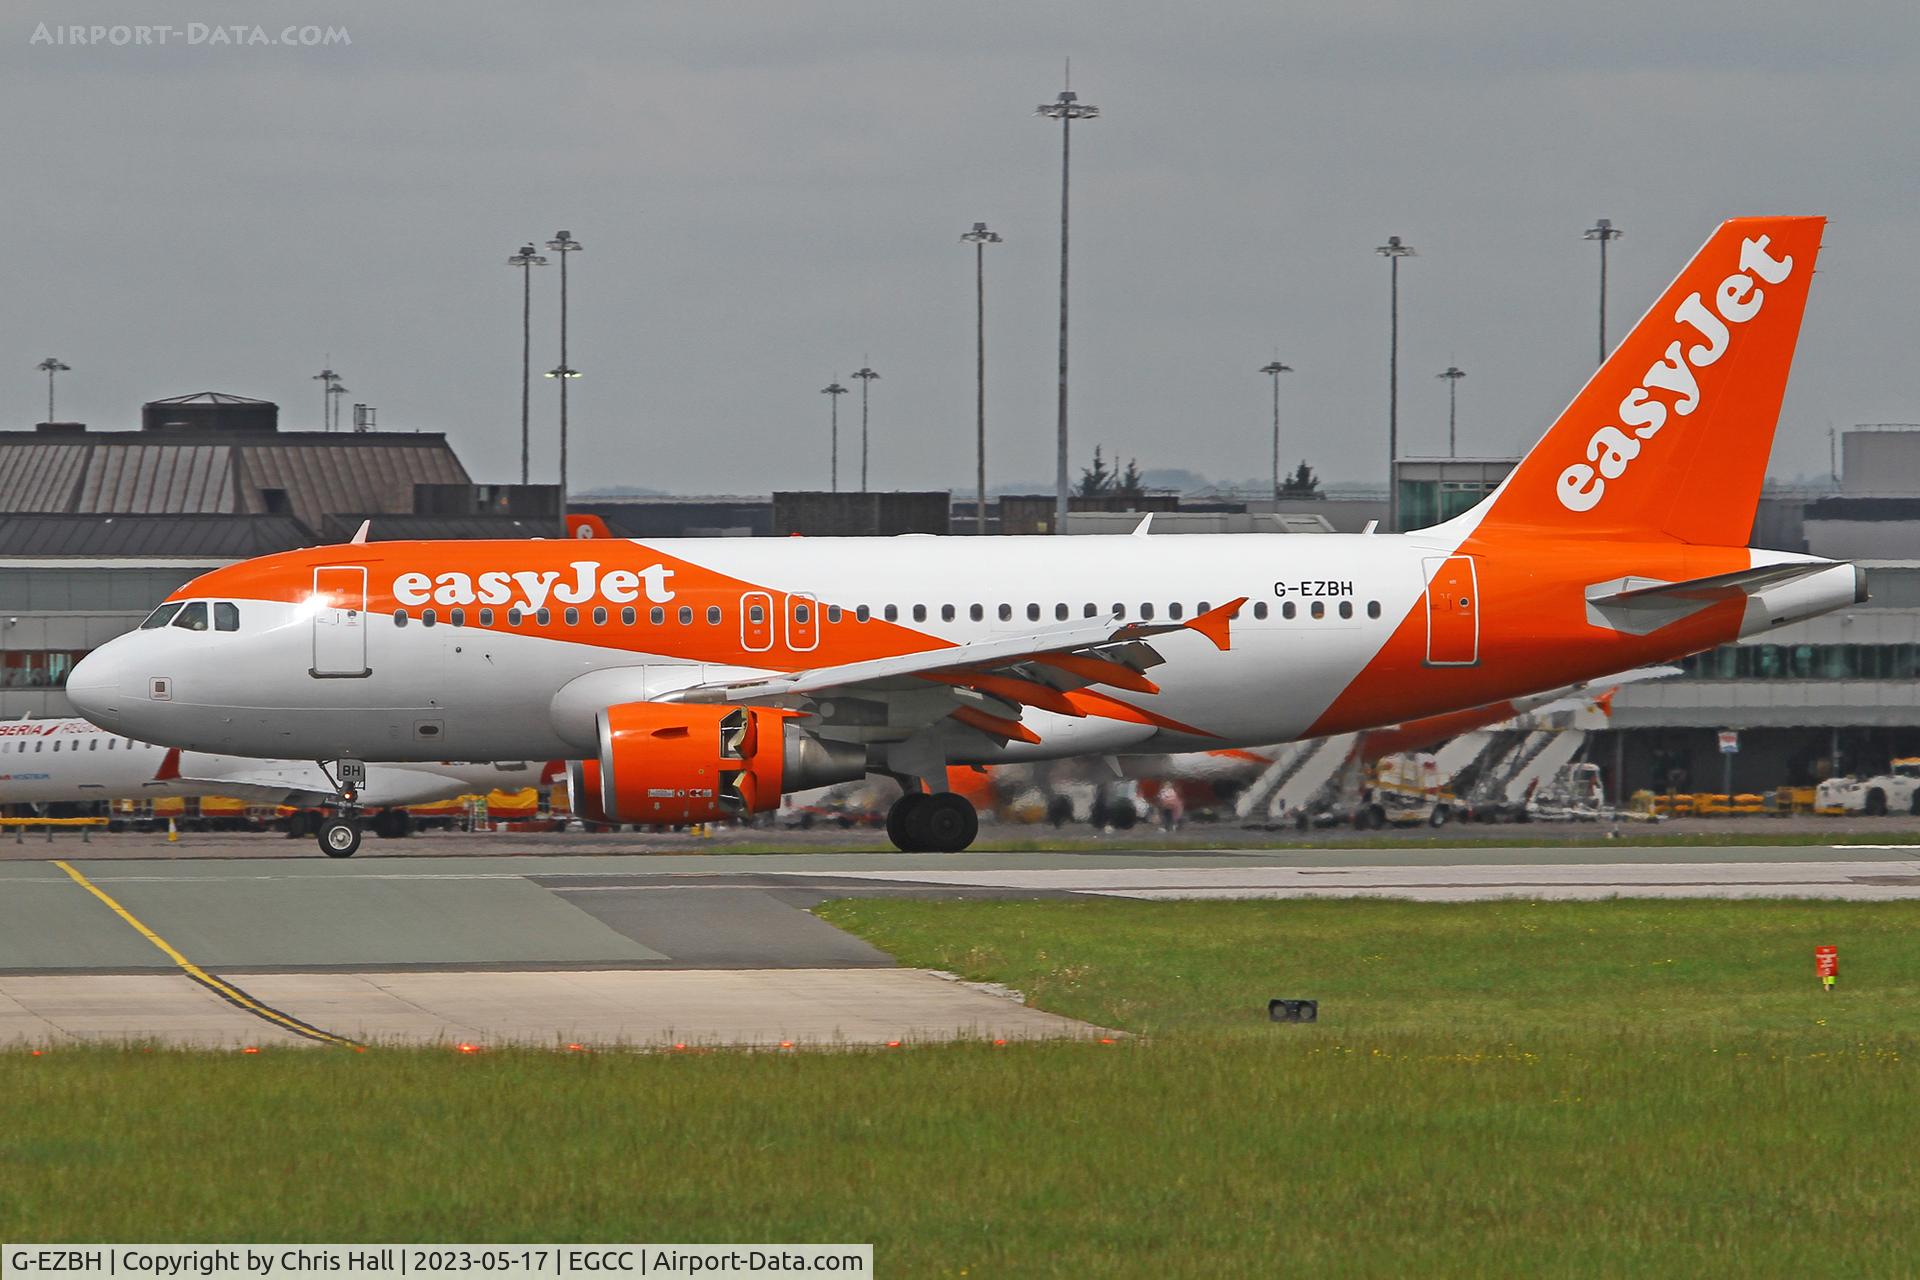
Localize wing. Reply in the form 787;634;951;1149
663;598;1246;746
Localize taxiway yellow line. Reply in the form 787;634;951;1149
52;859;364;1049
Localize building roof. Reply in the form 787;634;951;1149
319;513;566;541
144;391;277;407
0;513;313;558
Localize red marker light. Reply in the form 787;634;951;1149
886;1040;902;1048
242;1046;260;1055
779;1040;794;1050
673;1042;687;1052
456;1042;480;1054
1099;1038;1116;1045
993;1039;1007;1047
566;1043;587;1053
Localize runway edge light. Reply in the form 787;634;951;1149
1269;999;1319;1023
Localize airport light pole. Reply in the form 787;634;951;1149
545;230;584;512
1437;365;1465;458
961;222;1002;534
1036;84;1098;534
311;366;341;431
508;243;548;485
327;380;350;433
1583;218;1622;365
821;381;848;492
1375;235;1416;530
851;365;880;492
36;357;69;424
1259;359;1293;500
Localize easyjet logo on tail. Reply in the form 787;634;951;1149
1556;235;1795;513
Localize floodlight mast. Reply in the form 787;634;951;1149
1438;366;1466;458
1036;85;1098;533
961;222;1002;534
1259;360;1293;500
821;381;849;492
36;357;70;424
851;365;880;492
1583;218;1624;365
1375;235;1416;530
508;244;548;485
545;230;584;517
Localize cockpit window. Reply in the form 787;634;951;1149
171;601;210;631
214;602;239;632
140;602;183;630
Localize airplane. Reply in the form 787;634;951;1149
0;716;547;836
65;216;1863;857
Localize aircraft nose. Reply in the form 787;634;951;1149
65;646;126;727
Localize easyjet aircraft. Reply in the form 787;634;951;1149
0;716;546;835
68;217;1862;856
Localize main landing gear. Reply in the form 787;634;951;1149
886;791;979;853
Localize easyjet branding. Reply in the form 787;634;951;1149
391;561;677;611
1556;234;1795;513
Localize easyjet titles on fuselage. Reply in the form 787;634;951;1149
391;561;677;612
1557;233;1795;514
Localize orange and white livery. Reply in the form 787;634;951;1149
67;217;1863;855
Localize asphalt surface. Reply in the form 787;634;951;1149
4;829;1917;1049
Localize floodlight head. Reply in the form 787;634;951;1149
1036;90;1099;119
1438;366;1466;381
546;231;583;253
1260;361;1293;376
36;357;70;374
508;244;548;266
821;382;847;396
545;366;581;379
852;367;879;382
961;222;1002;245
1375;236;1416;258
1583;218;1623;242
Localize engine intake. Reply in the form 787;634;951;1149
592;702;863;825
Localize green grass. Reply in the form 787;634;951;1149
5;899;1920;1276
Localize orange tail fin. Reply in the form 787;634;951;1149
1456;216;1824;545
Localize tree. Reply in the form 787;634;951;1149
1077;445;1115;496
1117;457;1145;498
1280;460;1322;498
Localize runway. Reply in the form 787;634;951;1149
4;838;1916;1049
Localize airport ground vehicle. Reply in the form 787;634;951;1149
65;218;1863;855
1816;759;1920;816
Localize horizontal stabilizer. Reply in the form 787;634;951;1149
1584;561;1845;635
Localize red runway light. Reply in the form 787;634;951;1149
566;1043;587;1053
242;1046;260;1055
456;1042;480;1054
886;1040;902;1048
673;1042;688;1051
994;1039;1007;1047
779;1040;794;1049
1099;1038;1116;1045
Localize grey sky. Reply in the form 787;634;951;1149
4;0;1916;495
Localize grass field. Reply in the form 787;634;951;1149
5;898;1920;1276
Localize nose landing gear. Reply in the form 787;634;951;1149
316;758;367;859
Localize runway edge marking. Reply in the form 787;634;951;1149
51;859;366;1049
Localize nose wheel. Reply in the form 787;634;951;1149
319;816;362;858
885;791;979;853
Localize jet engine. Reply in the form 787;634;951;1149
583;702;864;825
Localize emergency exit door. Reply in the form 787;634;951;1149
1422;556;1479;666
311;565;370;678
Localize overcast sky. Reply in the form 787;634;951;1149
4;1;1917;495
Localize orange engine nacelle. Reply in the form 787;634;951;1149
596;702;791;825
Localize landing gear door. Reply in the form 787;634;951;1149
1422;555;1479;666
311;565;371;678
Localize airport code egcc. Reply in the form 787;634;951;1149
2;1248;871;1278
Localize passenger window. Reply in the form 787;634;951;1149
1140;604;1155;621
422;609;438;627
140;603;183;630
1055;604;1069;621
1339;601;1353;619
828;605;843;623
1112;604;1124;618
970;604;984;622
89;739;97;751
593;607;608;626
535;608;552;626
912;605;927;623
394;609;410;627
1198;601;1211;614
941;604;956;622
507;608;523;626
1084;603;1098;618
171;601;210;631
479;608;494;627
1253;602;1269;620
651;607;665;625
564;607;580;626
214;602;239;632
998;604;1012;622
856;605;871;622
622;607;637;625
884;605;899;622
450;608;466;627
796;604;812;624
706;606;721;625
1367;601;1381;619
1311;601;1325;619
749;605;766;623
1026;603;1040;622
678;607;693;625
1169;603;1184;620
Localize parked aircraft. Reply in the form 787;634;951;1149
66;217;1861;855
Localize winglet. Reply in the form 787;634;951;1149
153;747;181;783
349;519;372;545
1187;596;1247;652
1132;513;1154;537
